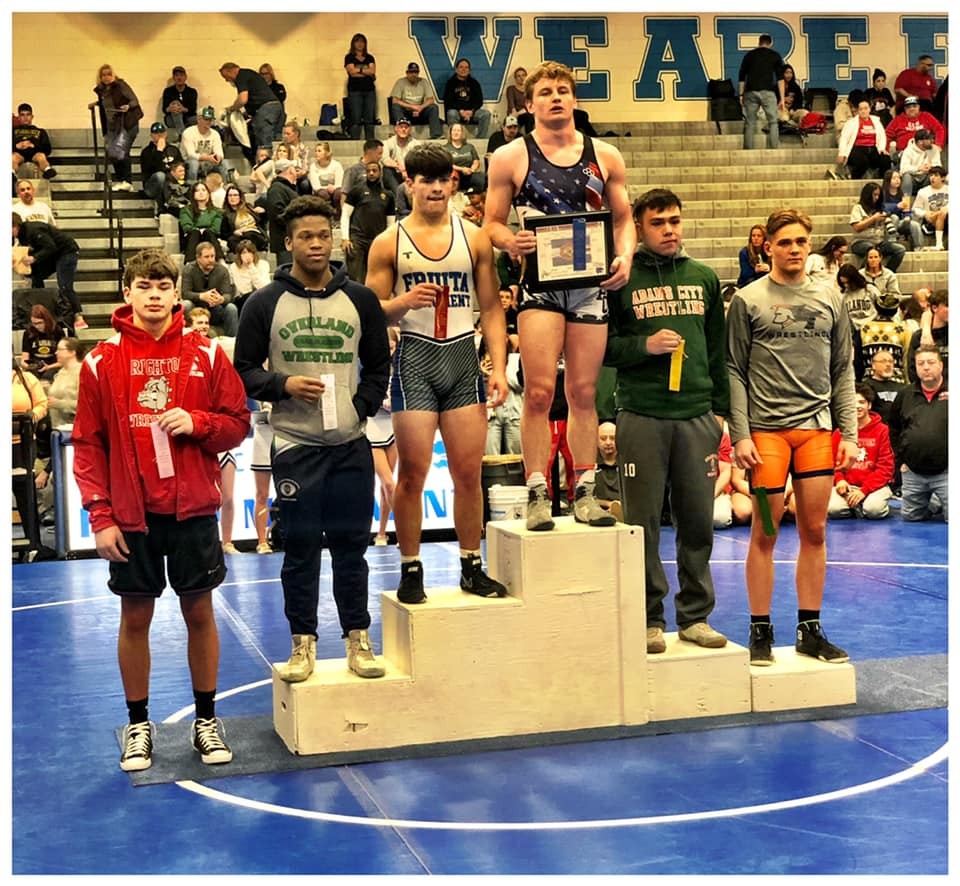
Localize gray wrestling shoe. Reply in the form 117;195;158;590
526;484;555;531
573;483;616;526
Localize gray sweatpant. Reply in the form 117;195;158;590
616;410;722;630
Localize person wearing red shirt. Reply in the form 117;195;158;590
72;248;250;773
885;96;946;157
828;382;895;519
894;56;938;113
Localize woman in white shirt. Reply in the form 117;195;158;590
229;239;272;313
308;142;344;206
836;99;891;180
805;235;848;289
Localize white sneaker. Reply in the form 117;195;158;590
222;542;238;555
345;629;385;678
256;542;272;554
279;634;316;682
373;533;388;546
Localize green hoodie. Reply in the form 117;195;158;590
605;245;730;420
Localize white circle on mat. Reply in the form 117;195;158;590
167;679;948;830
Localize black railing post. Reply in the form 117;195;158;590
91;104;117;256
116;216;125;295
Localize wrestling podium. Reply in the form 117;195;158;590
273;519;855;757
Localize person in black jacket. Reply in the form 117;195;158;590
140;122;183;215
12;103;57;179
888;345;948;521
12;213;87;330
265;160;299;263
443;58;492;138
737;35;786;150
161;66;199;138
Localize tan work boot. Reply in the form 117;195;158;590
279;634;316;683
346;629;386;678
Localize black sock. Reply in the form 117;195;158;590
750;615;771;625
126;697;149;725
194;689;216;721
798;609;820;626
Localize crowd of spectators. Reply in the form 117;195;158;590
11;48;948;565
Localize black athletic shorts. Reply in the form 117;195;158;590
107;512;226;598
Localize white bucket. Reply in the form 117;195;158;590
487;484;528;521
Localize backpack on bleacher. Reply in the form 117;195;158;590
707;79;742;124
319;103;338;126
799;111;828;134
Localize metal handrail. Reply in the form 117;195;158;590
116;216;125;295
89;104;117;256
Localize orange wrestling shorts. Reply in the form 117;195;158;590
748;429;834;494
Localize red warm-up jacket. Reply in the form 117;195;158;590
831;411;895;494
72;304;250;533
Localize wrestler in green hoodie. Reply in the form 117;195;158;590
605;241;730;420
603;188;730;648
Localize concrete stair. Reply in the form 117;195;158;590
14;121;947;346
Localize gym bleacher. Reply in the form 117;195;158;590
13;118;948;350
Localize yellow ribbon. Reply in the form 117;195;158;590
668;340;685;392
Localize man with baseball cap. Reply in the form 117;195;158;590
382;116;421;192
180;107;229;183
161;66;198;138
898;127;942;198
484;114;520;172
140;121;183;215
389;61;442;138
885;95;945;160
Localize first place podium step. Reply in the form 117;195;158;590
273;518;856;758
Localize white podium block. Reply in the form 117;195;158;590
750;647;857;712
273;659;415;754
487;518;649;724
273;518;649;757
646;634;752;721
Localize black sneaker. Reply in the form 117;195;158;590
460;555;507;597
796;621;849;663
191;716;233;764
120;720;154;771
749;622;775;667
42;166;58;179
397;559;427;604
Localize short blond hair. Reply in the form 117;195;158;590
523;61;577;101
187;306;211;326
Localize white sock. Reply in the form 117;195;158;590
401;555;420;564
576;468;596;487
526;471;547;489
460;548;480;560
935;230;944;248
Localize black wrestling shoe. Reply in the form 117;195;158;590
749;622;775;667
397;559;427;604
460;555;507;597
796;621;849;663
